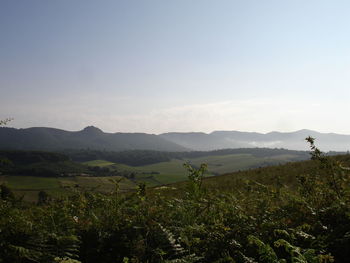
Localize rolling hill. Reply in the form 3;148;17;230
1;125;349;152
0;126;188;152
160;129;350;151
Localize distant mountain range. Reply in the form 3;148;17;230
0;126;188;152
160;129;350;151
0;126;349;152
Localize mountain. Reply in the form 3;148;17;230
160;129;350;151
0;126;188;152
1;126;349;152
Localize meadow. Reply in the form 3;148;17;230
0;175;135;202
0;151;310;201
83;152;304;185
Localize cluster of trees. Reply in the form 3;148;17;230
0;150;88;177
0;150;133;178
67;150;172;166
0;150;69;165
0;139;349;262
87;165;137;179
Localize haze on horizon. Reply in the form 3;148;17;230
1;0;350;135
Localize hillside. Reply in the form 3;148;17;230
0;126;188;152
2;126;350;152
66;147;310;166
2;150;350;262
79;148;310;185
0;148;311;201
160;129;350;151
0;150;90;177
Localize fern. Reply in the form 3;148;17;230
159;224;203;262
54;257;81;263
274;239;320;263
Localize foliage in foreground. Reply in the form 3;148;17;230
0;138;350;262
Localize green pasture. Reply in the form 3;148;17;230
82;153;301;185
117;159;190;185
0;175;136;202
84;158;190;185
0;152;307;202
188;154;259;174
83;160;116;167
188;153;296;174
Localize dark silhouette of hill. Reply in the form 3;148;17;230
160;129;350;151
1;126;349;152
0;126;188;152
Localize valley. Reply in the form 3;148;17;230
0;148;310;201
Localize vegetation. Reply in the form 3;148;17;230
0;150;87;177
0;138;349;262
0;175;136;202
67;148;310;166
0;148;312;201
0;126;188;152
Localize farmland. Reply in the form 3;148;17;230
0;150;310;202
0;175;135;202
83;152;306;185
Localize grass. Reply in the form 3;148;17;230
0;175;60;190
85;159;190;185
59;176;135;192
189;153;301;174
132;159;190;184
83;160;116;167
0;175;136;202
81;153;305;186
164;154;350;196
189;154;261;174
1;152;319;201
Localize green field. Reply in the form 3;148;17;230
85;159;190;185
84;153;301;185
189;153;300;174
83;160;117;167
0;175;136;202
1;152;306;201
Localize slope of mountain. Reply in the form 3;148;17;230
1;126;349;152
0;126;188;152
160;129;350;151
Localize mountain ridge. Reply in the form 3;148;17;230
1;126;350;152
160;129;350;151
0;126;188;152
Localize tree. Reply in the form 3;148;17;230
0;119;15;200
0;118;12;126
37;190;50;205
0;184;15;200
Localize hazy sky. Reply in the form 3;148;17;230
1;0;350;134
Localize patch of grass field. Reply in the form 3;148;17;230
2;176;60;190
1;152;310;202
188;154;263;174
189;154;300;175
83;160;116;167
115;159;190;184
0;176;67;202
80;153;300;186
59;176;135;192
0;175;136;202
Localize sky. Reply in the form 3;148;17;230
1;0;350;134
